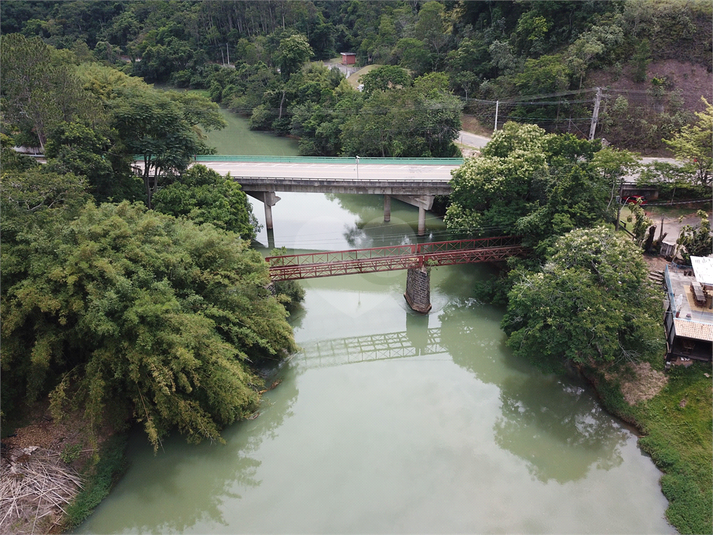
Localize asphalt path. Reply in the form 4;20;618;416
457;131;491;148
197;161;461;181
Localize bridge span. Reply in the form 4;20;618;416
266;236;525;313
195;157;462;235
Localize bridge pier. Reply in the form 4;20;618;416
418;206;426;236
404;267;431;314
245;191;280;230
384;195;391;223
393;195;434;237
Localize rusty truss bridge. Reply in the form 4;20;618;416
265;236;525;282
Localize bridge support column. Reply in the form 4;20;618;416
245;191;280;231
417;206;426;236
384;195;391;223
404;267;431;314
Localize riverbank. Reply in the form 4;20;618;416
0;404;127;534
586;359;712;534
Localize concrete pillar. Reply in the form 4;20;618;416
384;194;391;223
258;191;279;231
417;206;426;236
267;228;275;250
404;267;431;314
265;202;274;230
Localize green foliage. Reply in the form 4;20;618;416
1;181;296;449
677;210;713;261
63;434;128;530
502;227;665;369
275;33;312;79
637;162;707;201
360;65;411;95
153;165;258;241
0;33;103;149
627;365;713;535
0;133;41;172
44;121;141;203
664;97;713;187
631;39;651;83
60;443;83;464
107;83;226;208
341;76;462;158
447;123;609;243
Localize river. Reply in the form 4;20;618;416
75;111;673;534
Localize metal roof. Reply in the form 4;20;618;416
691;256;713;286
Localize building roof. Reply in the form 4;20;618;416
665;265;713;342
691;256;713;286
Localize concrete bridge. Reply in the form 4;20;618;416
195;157;461;236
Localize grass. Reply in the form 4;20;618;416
593;363;713;535
346;64;382;89
62;433;129;530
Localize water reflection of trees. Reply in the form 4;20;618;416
438;298;629;483
93;366;299;534
325;193;449;248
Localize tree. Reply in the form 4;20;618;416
0;34;102;150
445;123;550;236
664;97;713;187
44;121;142;203
153;165;259;241
413;1;450;70
502;227;664;371
340;77;462;158
108;85;226;208
677;210;713;262
1;189;296;449
447;123;610;248
360;65;411;95
512;54;571;96
275;33;312;79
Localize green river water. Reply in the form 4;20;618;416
75;110;673;534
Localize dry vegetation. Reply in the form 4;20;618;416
0;447;83;535
1;404;108;534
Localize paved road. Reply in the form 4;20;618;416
198;161;461;181
457;131;491;149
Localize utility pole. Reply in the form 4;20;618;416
494;100;500;132
589;87;602;141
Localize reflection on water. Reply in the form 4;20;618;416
295;295;629;485
76;367;299;534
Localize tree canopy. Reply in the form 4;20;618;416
1;172;295;449
153;165;258;241
502;227;664;371
445;122;610;249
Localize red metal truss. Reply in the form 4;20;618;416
266;237;525;281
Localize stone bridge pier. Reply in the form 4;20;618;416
404;266;431;313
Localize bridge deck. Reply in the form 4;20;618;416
266;237;524;281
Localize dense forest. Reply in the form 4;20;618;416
2;0;711;155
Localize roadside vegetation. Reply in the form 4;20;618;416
1;1;711;533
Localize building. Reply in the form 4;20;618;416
340;52;356;65
663;257;713;363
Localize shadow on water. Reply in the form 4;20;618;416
78;366;299;534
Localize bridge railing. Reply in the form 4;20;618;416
266;244;420;267
265;236;523;268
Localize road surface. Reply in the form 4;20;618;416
197;161;461;181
